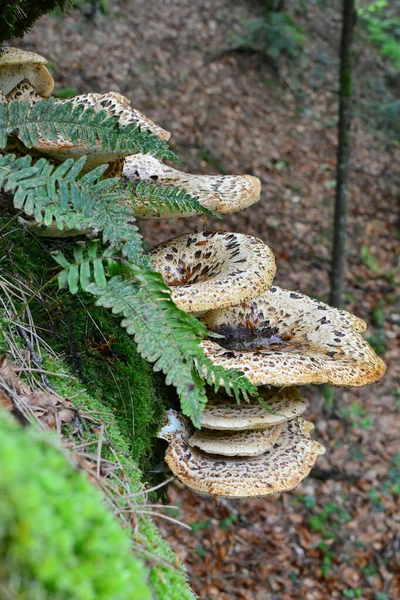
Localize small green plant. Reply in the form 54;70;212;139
366;301;387;355
341;402;374;429
361;245;380;272
308;502;352;539
317;542;334;578
231;10;305;65
343;588;363;599
358;1;400;70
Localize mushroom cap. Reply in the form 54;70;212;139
150;231;276;313
159;410;325;498
0;47;54;96
188;423;285;456
201;286;386;387
199;386;306;430
122;153;261;219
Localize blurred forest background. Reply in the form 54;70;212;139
11;0;400;598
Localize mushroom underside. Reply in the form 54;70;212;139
150;231;276;313
201;286;386;387
122;153;261;219
0;47;54;96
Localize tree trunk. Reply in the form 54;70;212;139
330;0;356;308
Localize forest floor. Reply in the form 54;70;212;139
16;0;400;598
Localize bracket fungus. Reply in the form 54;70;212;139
150;231;276;313
122;153;261;219
158;409;325;498
0;47;54;96
200;286;386;387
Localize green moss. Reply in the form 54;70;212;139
0;216;171;474
0;217;195;599
0;409;153;600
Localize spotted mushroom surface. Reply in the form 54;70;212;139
188;423;285;457
0;47;54;96
158;410;326;498
122;153;261;219
201;286;386;387
199;386;306;430
150;231;276;313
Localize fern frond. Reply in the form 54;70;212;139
0;153;144;262
1;99;179;162
129;180;219;218
87;274;209;426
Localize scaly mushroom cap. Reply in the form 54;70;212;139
158;410;325;498
188;423;285;456
150;231;276;313
122;153;261;219
199;386;306;430
0;47;54;96
201;286;386;387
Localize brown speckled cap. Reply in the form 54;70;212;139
188;423;285;456
158;410;325;498
201;286;386;387
122;153;261;219
150;231;276;313
199;386;306;430
0;47;54;96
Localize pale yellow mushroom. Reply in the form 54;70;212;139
0;47;54;96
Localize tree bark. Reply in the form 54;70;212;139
330;0;356;308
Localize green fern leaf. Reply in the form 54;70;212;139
128;180;219;218
1;99;179;162
87;274;209;426
0;153;144;262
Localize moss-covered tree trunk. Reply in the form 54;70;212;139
330;0;356;308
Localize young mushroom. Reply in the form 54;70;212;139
122;153;261;219
201;286;386;387
158;409;325;498
0;47;54;96
150;231;276;313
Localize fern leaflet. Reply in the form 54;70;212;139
127;180;219;218
1;99;179;162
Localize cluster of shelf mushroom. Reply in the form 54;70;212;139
0;47;387;499
154;230;386;498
